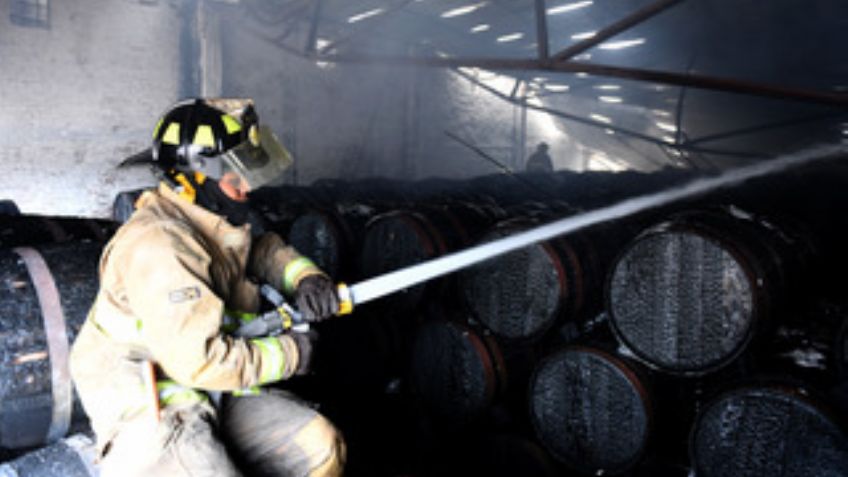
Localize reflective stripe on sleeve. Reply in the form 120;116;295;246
222;309;259;333
227;309;258;323
252;337;286;384
156;380;208;407
283;257;318;294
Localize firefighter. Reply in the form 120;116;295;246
69;98;345;477
525;142;553;173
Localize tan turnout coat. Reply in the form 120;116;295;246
70;183;321;450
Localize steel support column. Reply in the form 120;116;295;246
304;0;324;53
534;0;550;61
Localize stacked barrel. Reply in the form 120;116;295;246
0;212;114;464
691;385;848;477
529;346;653;474
286;160;848;475
261;163;848;476
0;434;99;477
409;320;507;423
597;208;848;475
270;182;636;475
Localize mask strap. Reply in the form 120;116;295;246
168;172;198;204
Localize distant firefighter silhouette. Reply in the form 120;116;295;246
525;142;553;173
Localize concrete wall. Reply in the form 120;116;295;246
0;0;183;217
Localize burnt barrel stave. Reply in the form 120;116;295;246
690;384;848;477
408;320;506;424
0;434;98;476
529;346;653;475
287;205;372;281
1;215;113;248
607;208;812;375
459;217;619;343
358;204;497;312
0;242;102;449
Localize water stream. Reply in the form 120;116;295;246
349;144;848;306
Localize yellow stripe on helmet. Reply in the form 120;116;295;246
222;114;242;134
152;118;164;139
193;125;216;148
162;122;181;145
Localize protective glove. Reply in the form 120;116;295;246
294;274;339;323
291;330;319;376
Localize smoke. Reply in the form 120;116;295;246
2;1;846;217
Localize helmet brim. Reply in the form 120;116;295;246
117;148;155;168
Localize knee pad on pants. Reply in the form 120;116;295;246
293;414;346;477
221;392;346;477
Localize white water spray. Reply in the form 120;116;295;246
348;144;848;306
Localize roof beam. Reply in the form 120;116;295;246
560;61;848;106
311;53;848;105
686;111;847;146
551;0;685;62
450;66;770;159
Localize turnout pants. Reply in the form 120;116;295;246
98;391;345;477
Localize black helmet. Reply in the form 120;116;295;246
151;98;258;175
144;98;291;192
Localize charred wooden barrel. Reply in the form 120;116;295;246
529;346;653;475
312;310;410;396
359;206;492;311
690;385;848;477
421;202;503;249
0;215;113;248
762;301;848;390
287;206;371;281
631;461;692;477
460;434;561;477
359;211;445;311
837;315;848;382
0;201;19;216
607;209;807;375
459;226;570;341
0;434;98;476
409;321;506;423
459;219;607;342
0;242;102;449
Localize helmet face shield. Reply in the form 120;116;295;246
146;98;292;192
187;149;225;179
220;125;292;190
